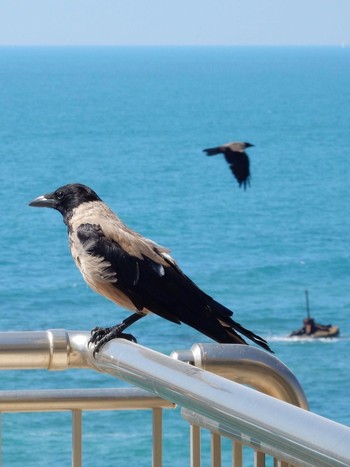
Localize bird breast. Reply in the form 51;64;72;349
66;200;171;312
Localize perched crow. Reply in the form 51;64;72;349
203;141;254;189
29;183;272;355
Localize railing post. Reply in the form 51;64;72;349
232;441;242;467
152;407;162;467
211;433;221;467
254;451;265;467
72;409;82;467
190;424;201;467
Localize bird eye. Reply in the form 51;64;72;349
56;190;64;200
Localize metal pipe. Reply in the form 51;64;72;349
72;410;82;467
95;338;350;467
0;329;91;370
1;331;350;466
171;343;308;409
0;330;307;409
190;424;201;467
152;408;163;467
0;388;174;412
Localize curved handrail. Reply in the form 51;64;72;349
1;329;350;466
171;343;309;409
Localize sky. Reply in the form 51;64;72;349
0;0;349;46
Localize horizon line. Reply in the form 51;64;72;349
0;43;348;48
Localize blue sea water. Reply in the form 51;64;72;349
0;46;349;466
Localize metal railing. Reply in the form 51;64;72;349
0;387;174;467
1;329;350;467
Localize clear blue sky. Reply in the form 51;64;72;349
1;0;349;46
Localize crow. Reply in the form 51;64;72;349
29;183;272;355
203;141;254;189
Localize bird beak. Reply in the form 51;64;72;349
29;193;56;208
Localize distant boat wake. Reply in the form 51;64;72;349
270;335;345;343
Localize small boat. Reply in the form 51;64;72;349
289;290;340;339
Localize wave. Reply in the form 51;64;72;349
269;335;348;343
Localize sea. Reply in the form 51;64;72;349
0;46;349;466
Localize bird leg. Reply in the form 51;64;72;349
89;313;145;357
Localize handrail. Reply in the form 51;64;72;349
171;343;308;408
0;387;174;412
0;329;90;370
95;338;350;467
1;329;350;466
0;329;307;408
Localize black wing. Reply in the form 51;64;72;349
224;149;250;189
77;223;271;351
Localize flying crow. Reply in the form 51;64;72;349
203;141;254;189
29;183;271;355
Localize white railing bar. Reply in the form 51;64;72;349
72;409;82;467
172;344;308;409
0;330;88;371
0;388;175;412
94;338;350;467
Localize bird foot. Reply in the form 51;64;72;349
89;325;137;357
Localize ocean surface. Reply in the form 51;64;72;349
0;46;349;466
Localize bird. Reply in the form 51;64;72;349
203;141;254;189
29;183;272;355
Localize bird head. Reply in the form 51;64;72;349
29;183;101;220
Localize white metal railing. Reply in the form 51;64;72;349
0;387;174;467
1;329;350;467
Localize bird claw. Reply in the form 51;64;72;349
89;325;137;357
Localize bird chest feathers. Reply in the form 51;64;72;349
68;202;118;284
68;228;141;311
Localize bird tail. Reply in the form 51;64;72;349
203;147;221;156
209;300;273;352
221;316;273;352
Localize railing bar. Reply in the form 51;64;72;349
232;441;242;467
152;408;162;467
254;450;265;467
1;332;350;467
98;339;350;467
72;409;82;467
190;424;201;467
211;432;221;467
0;388;174;412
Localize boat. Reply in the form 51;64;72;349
289;290;340;339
